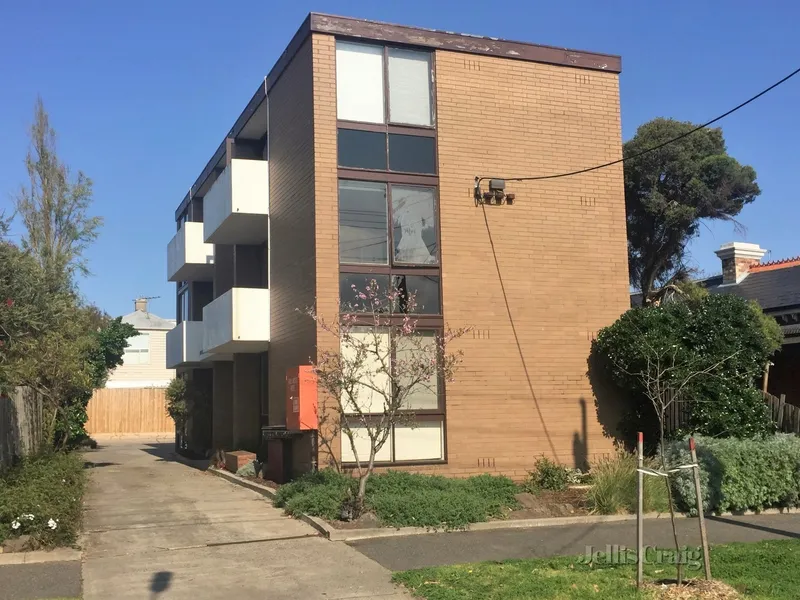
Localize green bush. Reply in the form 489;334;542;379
0;452;86;548
587;450;669;514
274;469;519;529
667;434;800;515
522;457;583;493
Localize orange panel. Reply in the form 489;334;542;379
286;366;318;431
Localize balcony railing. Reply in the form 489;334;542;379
203;159;269;245
202;287;270;355
167;222;214;282
166;321;205;368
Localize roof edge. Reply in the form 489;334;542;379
309;13;621;73
173;12;622;219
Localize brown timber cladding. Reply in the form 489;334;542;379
85;388;174;435
308;35;630;476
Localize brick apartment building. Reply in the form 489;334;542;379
165;13;630;479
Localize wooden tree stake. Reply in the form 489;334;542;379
637;431;644;588
689;437;711;580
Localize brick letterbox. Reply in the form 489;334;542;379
286;366;318;431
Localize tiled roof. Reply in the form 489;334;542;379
706;264;800;312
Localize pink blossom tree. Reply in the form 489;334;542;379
306;279;468;516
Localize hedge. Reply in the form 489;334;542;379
667;434;800;515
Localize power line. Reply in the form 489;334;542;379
478;65;800;184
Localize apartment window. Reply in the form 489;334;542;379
336;42;385;123
122;333;150;365
387;48;433;126
336;41;434;126
337;129;436;175
339;328;444;464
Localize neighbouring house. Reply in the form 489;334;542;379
165;13;630;479
106;298;176;389
704;242;800;406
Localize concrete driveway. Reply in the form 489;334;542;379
82;438;409;600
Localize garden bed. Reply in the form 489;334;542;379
0;452;86;552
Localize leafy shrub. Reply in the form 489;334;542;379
592;294;782;444
522;457;583;492
274;469;353;520
274;469;519;529
667;434;800;515
0;452;86;548
587;450;668;514
165;378;189;428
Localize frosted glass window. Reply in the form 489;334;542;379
394;421;444;461
122;332;150;365
388;48;432;126
336;42;385;124
341;425;393;463
396;332;439;410
340;327;391;414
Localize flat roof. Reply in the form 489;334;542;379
175;13;622;219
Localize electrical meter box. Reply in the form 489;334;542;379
286;366;318;431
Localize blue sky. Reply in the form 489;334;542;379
1;1;798;318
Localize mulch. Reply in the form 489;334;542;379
646;579;742;599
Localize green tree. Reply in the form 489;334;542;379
592;293;782;444
15;97;102;288
625;118;761;304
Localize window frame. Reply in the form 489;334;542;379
122;332;151;366
335;41;437;129
339;327;448;466
336;39;444;466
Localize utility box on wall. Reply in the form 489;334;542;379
286;366;318;431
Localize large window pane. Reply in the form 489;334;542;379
388;48;432;126
340;327;391;414
338;129;387;170
336;42;385;124
393;275;440;314
389;134;436;174
341;425;392;463
339;274;391;312
392;186;438;265
396;332;439;410
394;421;444;461
339;181;388;264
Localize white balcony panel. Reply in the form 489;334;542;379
203;288;270;354
167;222;214;282
166;321;205;368
203;159;269;245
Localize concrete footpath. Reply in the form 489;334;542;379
81;439;410;600
349;512;800;571
0;561;82;600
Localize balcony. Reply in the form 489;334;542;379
166;321;205;368
203;159;269;245
202;288;270;354
167;222;214;282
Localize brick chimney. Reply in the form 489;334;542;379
714;242;766;284
134;297;148;312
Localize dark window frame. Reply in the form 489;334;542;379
339;326;448;467
336;41;444;466
337;127;437;176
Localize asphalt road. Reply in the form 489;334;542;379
348;513;800;571
0;561;82;600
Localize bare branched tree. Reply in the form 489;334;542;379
305;279;469;517
614;331;738;584
15;97;102;288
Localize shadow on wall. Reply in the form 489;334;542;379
586;345;630;449
572;398;589;471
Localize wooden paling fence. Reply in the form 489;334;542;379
665;391;800;435
0;387;44;469
764;391;800;435
85;388;174;435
